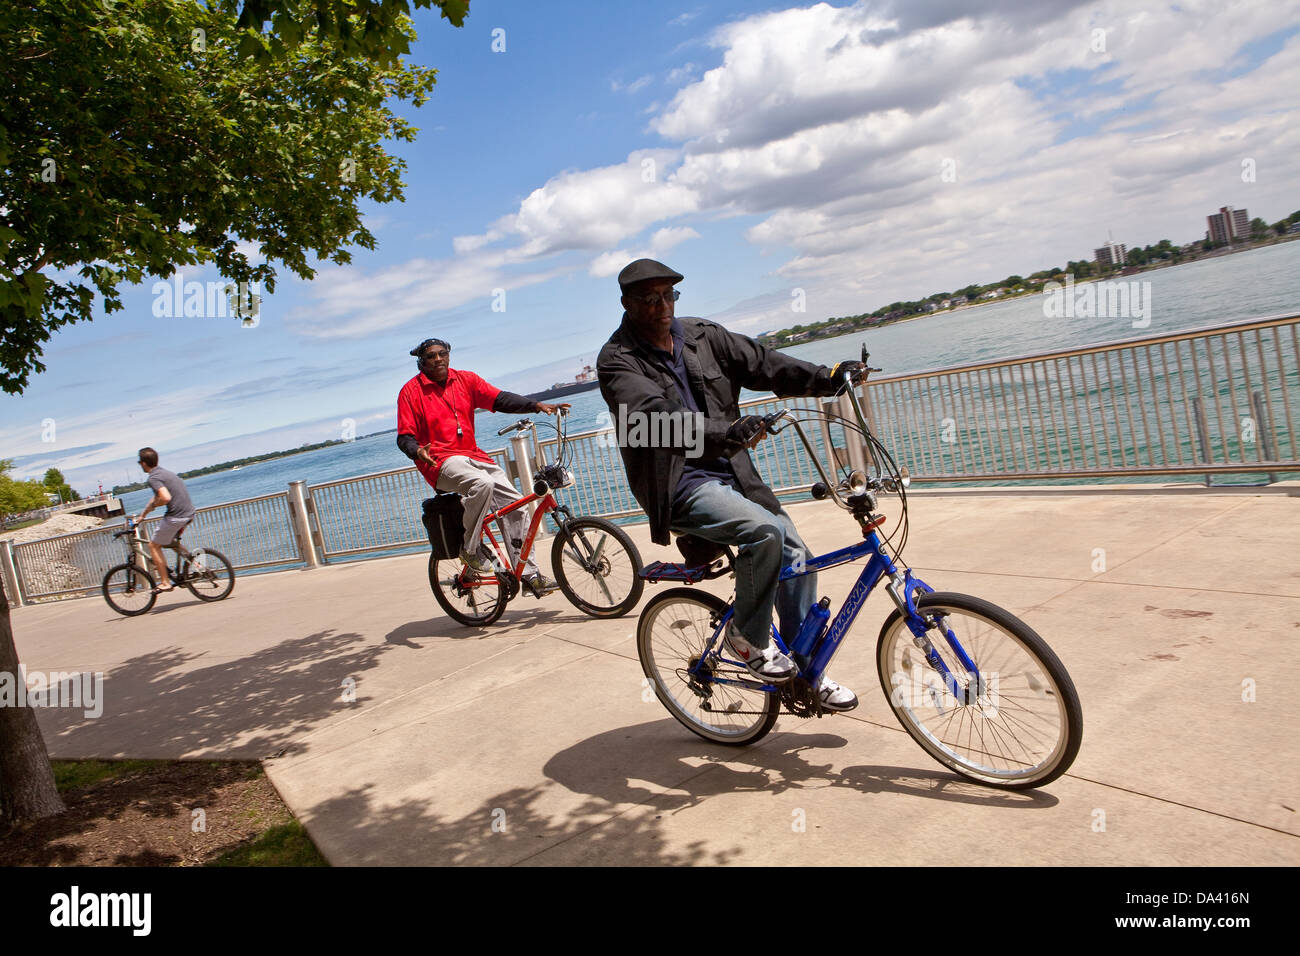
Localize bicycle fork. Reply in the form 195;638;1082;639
886;571;987;705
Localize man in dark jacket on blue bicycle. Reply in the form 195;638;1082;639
597;259;864;710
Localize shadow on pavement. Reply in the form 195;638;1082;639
36;628;383;760
301;780;746;866
543;723;1059;813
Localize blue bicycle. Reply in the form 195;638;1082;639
635;358;1082;789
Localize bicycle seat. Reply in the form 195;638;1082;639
675;533;726;568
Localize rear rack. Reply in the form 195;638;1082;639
639;559;731;584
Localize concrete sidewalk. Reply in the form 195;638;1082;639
13;487;1300;865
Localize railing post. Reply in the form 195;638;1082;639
510;434;538;529
1;540;26;608
1252;391;1280;484
837;391;869;475
287;480;322;568
1191;397;1214;487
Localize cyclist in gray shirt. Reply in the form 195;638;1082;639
132;447;197;593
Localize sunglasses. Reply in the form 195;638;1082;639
633;289;680;307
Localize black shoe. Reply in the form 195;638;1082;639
522;573;560;598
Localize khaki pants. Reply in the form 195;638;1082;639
434;455;540;576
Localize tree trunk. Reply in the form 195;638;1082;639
0;574;65;822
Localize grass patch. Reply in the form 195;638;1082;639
3;760;330;867
3;517;45;531
53;759;169;792
207;821;329;867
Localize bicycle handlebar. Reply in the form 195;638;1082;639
759;352;907;511
497;418;533;436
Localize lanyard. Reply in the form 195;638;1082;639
431;379;464;439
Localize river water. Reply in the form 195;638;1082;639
118;240;1300;519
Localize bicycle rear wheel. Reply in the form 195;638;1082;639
876;592;1082;789
102;564;156;616
637;588;780;745
183;548;235;601
429;554;509;626
552;516;644;618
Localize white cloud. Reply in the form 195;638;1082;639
611;74;654;94
459;150;700;260
289;0;1300;340
665;62;698;86
283;251;567;338
587;226;701;277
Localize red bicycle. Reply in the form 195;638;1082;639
428;416;644;626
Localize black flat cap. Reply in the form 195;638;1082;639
618;258;684;290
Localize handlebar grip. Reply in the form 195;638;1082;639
496;424;515;436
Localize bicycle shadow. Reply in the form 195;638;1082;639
383;606;579;645
543;721;1059;813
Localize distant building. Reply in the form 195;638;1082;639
1095;240;1127;269
1288;222;1300;235
1206;205;1250;244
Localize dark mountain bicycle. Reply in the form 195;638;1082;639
635;350;1082;789
101;518;235;616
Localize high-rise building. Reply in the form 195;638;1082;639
1207;205;1250;244
1094;240;1126;269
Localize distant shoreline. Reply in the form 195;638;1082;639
771;234;1300;349
112;428;397;494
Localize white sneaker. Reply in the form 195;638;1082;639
724;623;796;682
818;675;858;712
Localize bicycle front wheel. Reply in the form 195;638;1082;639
637;588;779;746
551;516;644;618
101;564;156;616
429;554;509;626
876;592;1082;789
183;548;235;601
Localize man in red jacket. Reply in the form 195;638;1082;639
397;337;568;598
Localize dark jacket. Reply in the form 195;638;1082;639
597;315;839;545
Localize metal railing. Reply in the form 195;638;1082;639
8;313;1297;605
863;313;1300;482
305;448;512;561
11;525;128;601
9;492;299;602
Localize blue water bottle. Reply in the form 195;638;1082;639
792;597;831;669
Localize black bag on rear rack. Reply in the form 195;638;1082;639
422;494;465;560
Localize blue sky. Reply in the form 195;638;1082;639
4;0;1300;490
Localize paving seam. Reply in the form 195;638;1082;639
541;632;640;662
1061;774;1300;839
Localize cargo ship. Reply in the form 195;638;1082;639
527;363;600;401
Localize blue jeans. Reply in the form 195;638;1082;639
670;480;816;649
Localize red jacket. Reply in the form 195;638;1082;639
397;368;501;487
